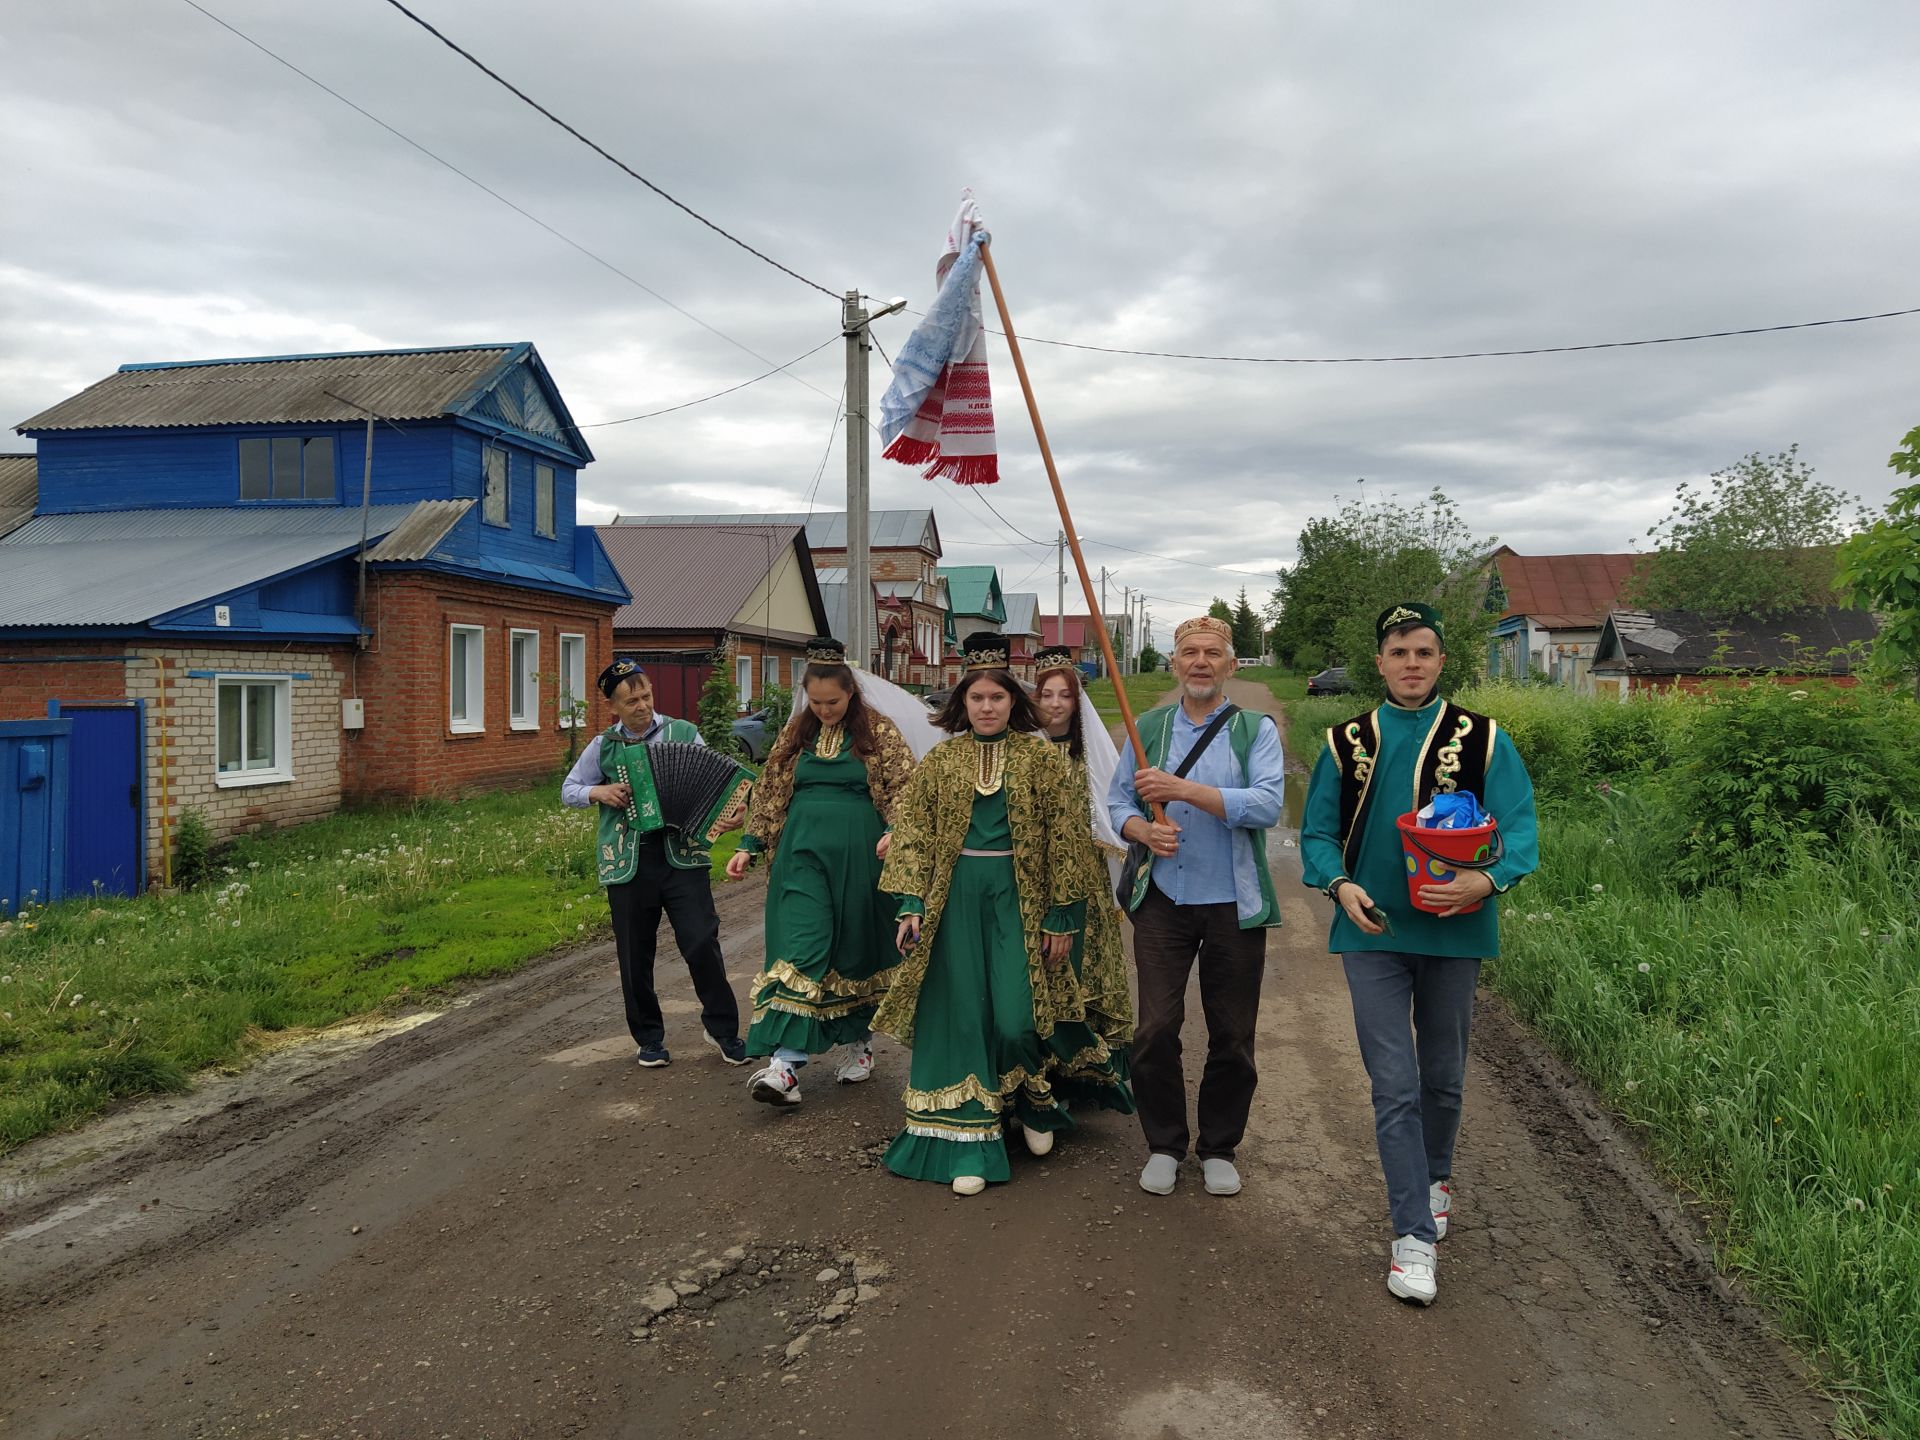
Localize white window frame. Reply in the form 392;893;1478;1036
735;654;753;708
558;633;586;728
450;624;485;732
213;674;293;788
509;628;539;730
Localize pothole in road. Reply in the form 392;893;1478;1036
1114;1380;1304;1438
624;1240;892;1379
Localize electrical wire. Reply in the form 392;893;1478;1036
179;0;841;410
578;335;841;427
376;0;839;299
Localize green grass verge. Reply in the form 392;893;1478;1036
1084;673;1176;730
1231;665;1307;707
0;784;741;1153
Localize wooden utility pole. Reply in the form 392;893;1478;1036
843;291;872;670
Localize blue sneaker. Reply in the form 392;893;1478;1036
636;1043;671;1068
706;1033;749;1066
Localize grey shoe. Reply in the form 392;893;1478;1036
1139;1153;1179;1195
1201;1157;1242;1196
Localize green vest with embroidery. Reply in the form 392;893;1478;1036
595;718;708;883
1126;704;1281;930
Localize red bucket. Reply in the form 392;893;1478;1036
1396;811;1500;915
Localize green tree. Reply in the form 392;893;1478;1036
1625;446;1857;618
1207;596;1233;627
697;648;742;756
1230;588;1262;658
1137;644;1163;672
1836;423;1920;695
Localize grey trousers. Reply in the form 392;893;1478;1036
1341;950;1481;1243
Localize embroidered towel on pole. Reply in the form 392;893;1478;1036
878;190;999;485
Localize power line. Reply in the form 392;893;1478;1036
578;335;841;427
376;0;839;299
180;0;842;411
1079;536;1273;577
993;305;1920;365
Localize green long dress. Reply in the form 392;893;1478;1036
1047;734;1136;1111
743;742;898;1053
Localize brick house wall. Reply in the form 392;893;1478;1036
811;544;947;690
348;571;617;802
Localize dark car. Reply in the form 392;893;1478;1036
1306;666;1352;698
730;707;777;762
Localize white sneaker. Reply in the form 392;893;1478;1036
1138;1154;1179;1195
1023;1125;1055;1157
1201;1158;1242;1196
835;1043;874;1084
748;1062;802;1107
1430;1180;1453;1241
951;1175;986;1197
1388;1235;1438;1305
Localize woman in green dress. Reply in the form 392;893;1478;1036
728;638;917;1107
1033;649;1136;1107
875;633;1125;1196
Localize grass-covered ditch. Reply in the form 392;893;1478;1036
0;784;741;1154
1289;681;1920;1438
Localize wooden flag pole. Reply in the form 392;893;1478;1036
978;240;1163;822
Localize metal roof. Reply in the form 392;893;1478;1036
0;453;35;538
0;504;417;627
365;499;472;561
612;509;939;553
1592;606;1880;676
1491;547;1643;629
599;523;820;633
1002;591;1040;636
938;565;1006;622
16;346;518;432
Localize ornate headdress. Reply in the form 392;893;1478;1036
597;657;646;698
805;635;848;664
961;630;1011;672
1173;615;1233;647
1033;644;1076;674
1375;601;1445;649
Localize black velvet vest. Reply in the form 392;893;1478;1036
1325;699;1497;874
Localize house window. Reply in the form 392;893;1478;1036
509;629;539;730
450;624;485;731
482;448;509;527
764;655;780;693
735;654;753;707
558;633;586;727
535;465;556;538
239;436;335;501
790;657;804;688
214;676;292;786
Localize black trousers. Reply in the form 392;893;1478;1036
1128;884;1268;1160
606;839;739;1049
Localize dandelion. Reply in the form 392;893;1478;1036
248;861;261;870
0;975;10;984
1860;928;1871;938
1591;883;1604;894
232;920;241;929
336;884;347;893
94;938;105;947
1636;962;1651;973
1694;1104;1711;1119
1846;1196;1866;1212
1788;690;1809;700
576;923;585;932
1624;1079;1639;1092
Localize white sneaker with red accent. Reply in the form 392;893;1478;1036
1388;1235;1438;1305
1430;1180;1453;1241
749;1062;802;1107
835;1043;874;1084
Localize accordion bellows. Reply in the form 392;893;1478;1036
612;742;754;845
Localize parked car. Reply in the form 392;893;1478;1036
1306;666;1352;698
730;707;777;762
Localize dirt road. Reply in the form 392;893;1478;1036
0;679;1834;1439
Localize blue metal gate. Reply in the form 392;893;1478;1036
1;719;71;916
52;702;145;899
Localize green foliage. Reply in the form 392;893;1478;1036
1230;588;1262;658
1836;424;1920;693
172;808;212;891
1206;596;1233;627
1136;645;1163;672
1268;486;1495;700
760;680;794;723
697;649;742;755
1626;446;1857;618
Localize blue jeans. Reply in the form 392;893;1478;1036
1341;950;1481;1243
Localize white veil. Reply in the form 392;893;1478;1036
787;667;946;759
1078;690;1127;887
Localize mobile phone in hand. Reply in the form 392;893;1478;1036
1363;903;1394;937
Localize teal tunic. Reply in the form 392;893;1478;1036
1300;695;1539;957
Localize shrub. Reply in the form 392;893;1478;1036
172;809;212;890
697;651;743;756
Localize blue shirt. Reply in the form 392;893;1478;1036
1107;699;1286;910
560;712;701;809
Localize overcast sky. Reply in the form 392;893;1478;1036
4;1;1917;630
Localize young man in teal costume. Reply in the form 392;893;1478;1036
562;659;747;1069
1300;602;1538;1306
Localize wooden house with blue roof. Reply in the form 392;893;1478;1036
0;344;629;909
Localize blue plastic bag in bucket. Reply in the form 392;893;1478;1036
1397;791;1502;915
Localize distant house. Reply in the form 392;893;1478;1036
597;523;829;719
1589;606;1879;695
939;565;1008;683
1486;546;1642;692
1001;592;1041;682
0;344;629;907
615;509;948;690
1037;612;1127;674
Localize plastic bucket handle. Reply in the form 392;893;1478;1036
1401;819;1505;871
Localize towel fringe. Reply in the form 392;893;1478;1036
924;455;1000;486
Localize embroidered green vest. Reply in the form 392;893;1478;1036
1325;699;1496;875
1125;704;1281;930
595;719;708;883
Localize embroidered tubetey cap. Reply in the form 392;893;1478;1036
597;657;647;697
804;635;848;664
961;630;1012;671
1376;601;1445;649
1174;615;1233;646
1034;644;1076;674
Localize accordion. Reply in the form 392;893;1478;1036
612;741;754;846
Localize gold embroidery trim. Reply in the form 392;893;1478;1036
752;959;891;1004
752;995;876;1022
814;724;845;760
1432;715;1474;795
905;1120;1001;1142
973;736;1007;796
